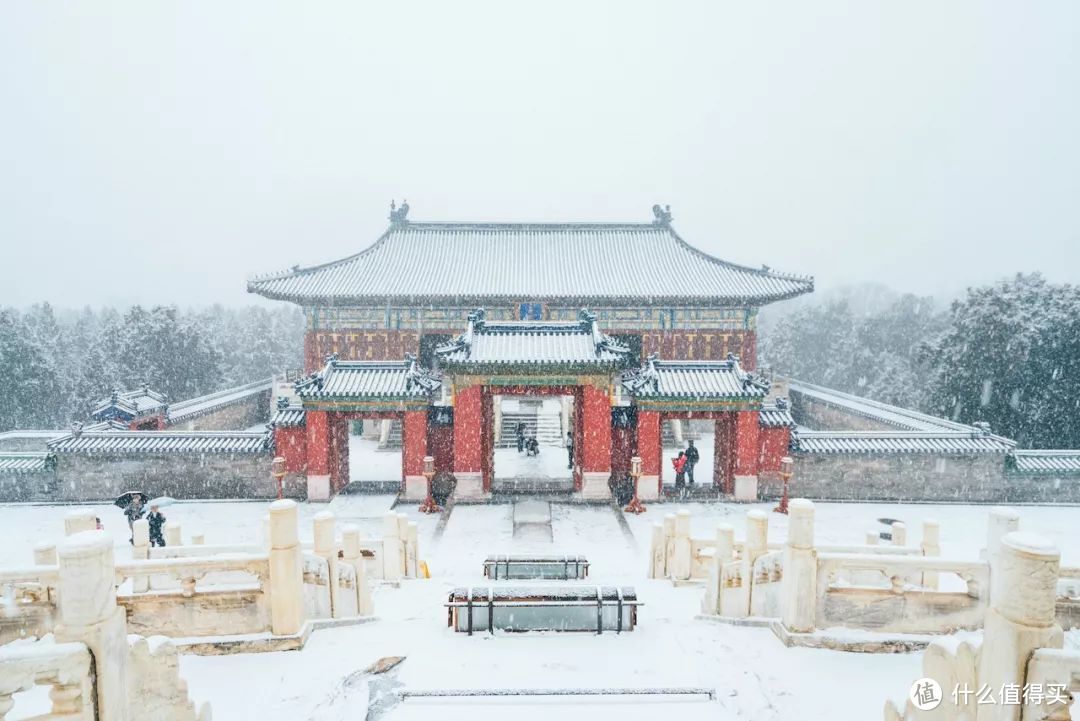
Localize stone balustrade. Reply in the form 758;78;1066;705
883;531;1070;721
0;499;387;648
0;639;92;720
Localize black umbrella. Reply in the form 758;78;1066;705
114;491;147;508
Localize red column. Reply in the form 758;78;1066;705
305;410;331;476
636;409;662;498
402;410;429;491
453;385;484;497
581;385;611;471
714;414;734;493
733;410;761;478
579;385;612;498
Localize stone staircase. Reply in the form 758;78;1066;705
377;419;402;450
662;419;702;447
499;411;563;448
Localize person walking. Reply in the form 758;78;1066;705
147;504;167;547
565;431;574;469
515;421;526;453
672;451;687;490
124;494;145;544
684;439;700;486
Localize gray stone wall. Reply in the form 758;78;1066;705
0;472;58;502
26;452;302;502
169;390;271;431
756;452;1080;503
790;394;898;432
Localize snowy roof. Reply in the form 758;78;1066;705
296;355;441;401
247;207;813;306
1008;450;1080;475
787;379;969;432
759;400;796;428
793;431;1015;455
436;308;630;369
621;354;768;401
167;378;273;424
48;430;272;455
91;385;168;421
0;452;55;474
272;405;307;427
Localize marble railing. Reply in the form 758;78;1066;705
0;639;92;720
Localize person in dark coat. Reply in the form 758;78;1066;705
566;432;574;469
515;422;526;453
525;435;540;457
124;494;145;544
684;440;700;485
672;451;687;490
147;504;167;547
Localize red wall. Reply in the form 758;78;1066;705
274;426;307;473
758;426;792;473
640;330;757;368
305;330;421;371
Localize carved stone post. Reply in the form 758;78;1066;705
382;512;403;581
977;532;1062;721
164;521;182;547
921;519;941;590
745;510;769;564
33;542;57;566
131;519;150;593
313;511;339;617
647;523;664;579
64;510;97;536
780;499;816;634
341;524;373;616
669;510;692;581
661;514;676;578
54;531;131;721
702;523;735;615
405;521;419;579
890;521;907;547
268;499;304;636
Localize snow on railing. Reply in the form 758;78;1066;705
0;639;92;720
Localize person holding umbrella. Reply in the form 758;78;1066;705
120;492;146;544
146;497;176;548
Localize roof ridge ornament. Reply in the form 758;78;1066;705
389;199;410;226
651;204;673;227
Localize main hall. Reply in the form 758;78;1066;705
250;203;813;502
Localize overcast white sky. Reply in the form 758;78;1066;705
1;2;1077;308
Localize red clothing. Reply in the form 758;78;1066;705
672;456;687;474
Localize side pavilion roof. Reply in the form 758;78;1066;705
620;354;768;411
436;309;630;372
295;355;441;411
247;206;813;307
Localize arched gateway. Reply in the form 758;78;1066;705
272;308;793;502
254;205;812;501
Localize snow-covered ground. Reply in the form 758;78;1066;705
493;446;573;480
2;498;1077;720
663;432;716;486
349;436;403;482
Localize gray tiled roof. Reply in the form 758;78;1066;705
793;431;1015;455
787;379;967;432
759;401;796;428
248;215;813;306
91;385;168;420
272;407;307;427
436;308;629;368
1009;450;1080;474
0;452;54;474
296;355;441;400
168;378;273;424
48;431;272;454
621;355;768;400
